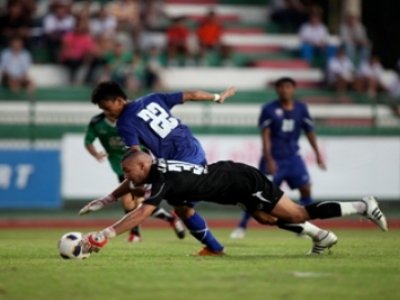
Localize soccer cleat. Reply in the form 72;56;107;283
229;227;246;239
196;247;225;257
127;233;142;243
361;196;388;231
308;231;338;255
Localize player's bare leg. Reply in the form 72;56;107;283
121;194;142;242
298;184;313;206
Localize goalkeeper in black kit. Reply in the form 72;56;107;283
81;151;388;256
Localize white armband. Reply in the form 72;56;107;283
213;93;221;102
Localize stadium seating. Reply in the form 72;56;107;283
0;0;399;143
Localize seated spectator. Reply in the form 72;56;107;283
166;16;192;66
43;1;75;62
100;41;147;93
326;47;354;93
144;45;163;90
196;9;231;66
270;0;308;32
298;12;335;66
340;14;370;63
60;18;99;85
89;6;117;38
107;0;140;48
0;0;33;48
0;37;34;93
141;0;167;32
355;55;386;97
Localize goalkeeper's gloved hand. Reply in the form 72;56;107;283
79;194;117;215
82;229;114;253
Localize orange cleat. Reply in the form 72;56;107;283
196;247;225;257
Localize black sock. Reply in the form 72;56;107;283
151;207;174;222
305;202;342;219
276;220;304;234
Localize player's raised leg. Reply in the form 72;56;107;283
271;194;388;231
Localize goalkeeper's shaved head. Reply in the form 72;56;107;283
122;151;153;184
122;150;152;164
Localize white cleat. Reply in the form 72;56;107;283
308;231;338;255
230;227;246;239
362;196;388;231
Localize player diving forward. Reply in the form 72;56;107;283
81;151;388;255
82;81;236;256
84;111;185;242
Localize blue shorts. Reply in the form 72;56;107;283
259;155;310;189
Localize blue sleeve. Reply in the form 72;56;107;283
258;105;273;129
157;92;183;109
117;119;140;147
301;104;315;132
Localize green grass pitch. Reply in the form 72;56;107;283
0;228;399;300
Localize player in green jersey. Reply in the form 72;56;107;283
84;111;186;242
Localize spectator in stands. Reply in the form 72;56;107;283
196;9;231;66
101;41;151;93
166;16;192;67
0;37;34;93
298;12;335;66
270;0;308;32
89;5;117;38
144;45;163;90
326;47;354;93
354;55;386;97
339;14;370;64
141;0;167;32
0;0;33;48
43;1;75;62
60;17;99;85
107;0;140;48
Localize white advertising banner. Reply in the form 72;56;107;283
62;134;400;200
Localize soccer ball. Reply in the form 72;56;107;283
58;232;90;260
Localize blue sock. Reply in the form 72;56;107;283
300;196;313;206
183;212;224;252
238;212;251;229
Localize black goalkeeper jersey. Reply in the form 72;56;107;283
141;159;283;212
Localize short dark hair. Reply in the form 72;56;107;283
274;77;296;88
91;81;127;104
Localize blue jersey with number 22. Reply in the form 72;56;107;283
117;92;206;164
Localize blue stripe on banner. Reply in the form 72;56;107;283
0;149;61;209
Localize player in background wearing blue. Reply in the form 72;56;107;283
80;81;236;256
231;77;326;239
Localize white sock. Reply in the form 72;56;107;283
300;221;327;240
339;201;366;216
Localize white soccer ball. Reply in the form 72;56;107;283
58;232;90;260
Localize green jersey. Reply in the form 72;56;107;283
84;113;127;176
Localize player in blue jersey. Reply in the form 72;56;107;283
231;77;326;239
81;81;236;255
